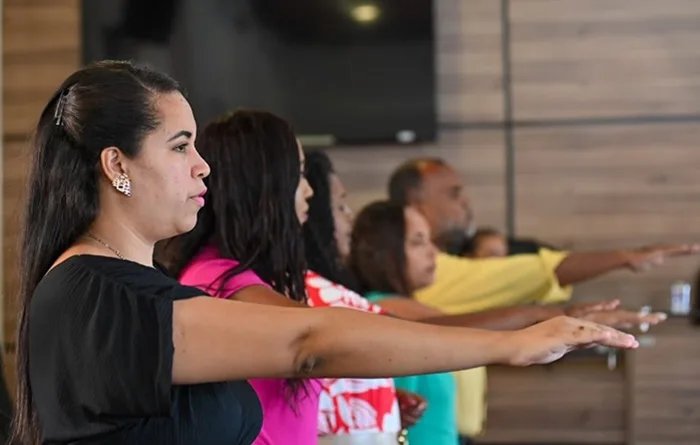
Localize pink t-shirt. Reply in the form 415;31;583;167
179;246;322;445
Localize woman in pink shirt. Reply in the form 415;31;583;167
165;110;320;445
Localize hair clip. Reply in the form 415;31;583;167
54;88;68;126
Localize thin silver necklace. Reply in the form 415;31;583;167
86;232;126;260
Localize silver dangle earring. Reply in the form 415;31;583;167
112;173;132;197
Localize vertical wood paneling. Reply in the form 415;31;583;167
510;0;700;120
3;0;80;136
627;320;700;445
438;0;503;123
2;0;81;394
479;358;626;444
513;123;700;309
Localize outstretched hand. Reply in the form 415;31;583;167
581;309;667;330
624;244;700;272
506;316;638;367
565;299;621;318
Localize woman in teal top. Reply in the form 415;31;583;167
369;295;458;445
351;200;458;445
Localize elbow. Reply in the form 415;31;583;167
290;327;326;378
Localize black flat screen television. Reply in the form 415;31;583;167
82;0;437;146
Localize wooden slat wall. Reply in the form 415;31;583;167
514;123;700;309
480;358;627;444
485;2;700;443
627;321;700;445
438;0;503;123
509;0;700;309
510;0;700;120
2;0;80;392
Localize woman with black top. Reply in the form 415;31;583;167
14;61;638;445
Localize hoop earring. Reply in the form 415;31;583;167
112;173;132;197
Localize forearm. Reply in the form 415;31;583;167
173;297;514;384
555;250;629;286
419;306;563;331
297;306;513;378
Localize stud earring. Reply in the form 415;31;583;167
112;173;132;197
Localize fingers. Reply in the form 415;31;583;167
399;396;427;428
581;302;609;312
570;321;638;349
631;253;664;272
403;405;427;418
400;412;422;428
588;299;620;312
397;391;427;411
567;299;620;317
639;312;667;324
510;317;638;367
602;299;621;310
661;243;700;257
583;310;667;328
629;243;700;273
612;312;664;327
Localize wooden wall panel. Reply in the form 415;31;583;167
327;129;507;232
438;0;503;123
510;0;700;120
513;123;700;309
1;141;29;393
479;358;626;444
4;0;80;136
627;320;700;445
3;0;81;393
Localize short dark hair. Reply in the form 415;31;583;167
387;157;447;205
15;60;183;445
349;200;412;296
463;227;503;255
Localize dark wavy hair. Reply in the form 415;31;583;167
162;109;308;398
350;200;413;297
14;61;183;445
302;150;361;292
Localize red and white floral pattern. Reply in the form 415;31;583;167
306;272;401;435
